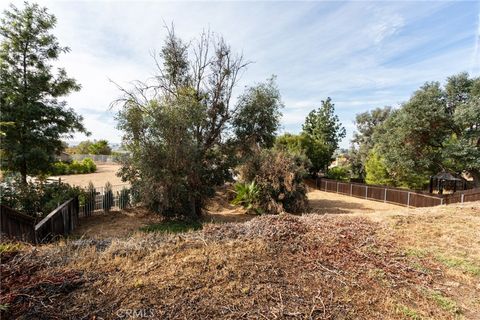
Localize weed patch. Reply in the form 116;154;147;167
428;290;460;315
396;304;424;319
436;254;480;277
139;220;202;234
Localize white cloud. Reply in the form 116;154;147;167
0;0;477;149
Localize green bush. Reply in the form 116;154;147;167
52;162;69;175
50;158;97;175
231;181;260;213
326;166;350;181
118;187;130;210
82;181;97;215
0;174;84;217
103;182;113;212
82;158;96;173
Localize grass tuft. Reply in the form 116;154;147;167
0;242;23;254
436;254;480;277
139;220;202;234
428;290;460;314
395;305;423;320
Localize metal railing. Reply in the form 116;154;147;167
70;154;129;163
79;183;131;217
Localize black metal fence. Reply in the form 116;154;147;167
79;184;131;217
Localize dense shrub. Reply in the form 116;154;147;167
50;158;96;175
0;174;84;217
81;181;97;215
118;187;130;210
325;166;350;181
81;158;96;173
238;149;309;214
103;182;113;212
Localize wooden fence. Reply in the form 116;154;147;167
443;187;480;205
0;205;37;243
1;197;79;243
317;178;443;208
317;178;480;208
35;197;79;242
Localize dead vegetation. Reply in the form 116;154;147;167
2;201;479;319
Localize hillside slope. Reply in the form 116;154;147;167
1;202;479;319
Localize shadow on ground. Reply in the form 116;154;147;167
309;198;370;214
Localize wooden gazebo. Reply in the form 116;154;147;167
429;171;466;194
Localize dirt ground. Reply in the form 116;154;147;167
70;187;406;239
53;164;124;187
308;188;403;214
72;208;164;239
2;202;479;319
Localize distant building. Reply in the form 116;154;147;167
329;153;350;169
56;152;72;162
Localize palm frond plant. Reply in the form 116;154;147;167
231;181;261;213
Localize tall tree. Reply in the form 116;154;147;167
372;73;480;188
443;74;480;185
232;76;283;153
350;107;392;179
0;2;86;182
115;29;249;217
375;83;449;188
302;97;346;175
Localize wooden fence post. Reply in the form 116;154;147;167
350;183;353;196
325;180;328;192
336;181;339;193
365;186;368;199
384;188;387;203
461;194;464;203
407;192;411;208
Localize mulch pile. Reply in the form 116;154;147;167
1;214;452;319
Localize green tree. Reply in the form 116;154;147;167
275;133;306;155
0;2;86;182
232;76;283;152
88;140;111;155
364;149;394;186
373;73;480;188
350;107;392;179
302;97;346;175
443;74;480;185
74;140;93;154
71;139;112;155
374;83;448;188
116;29;249;217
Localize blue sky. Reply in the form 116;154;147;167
2;0;479;148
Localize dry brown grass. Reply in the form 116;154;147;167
1;194;479;319
2;206;478;319
71;207;164;239
308;189;402;214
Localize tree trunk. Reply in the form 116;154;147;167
20;158;27;184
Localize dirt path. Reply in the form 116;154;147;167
53;164;124;187
307;188;403;214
